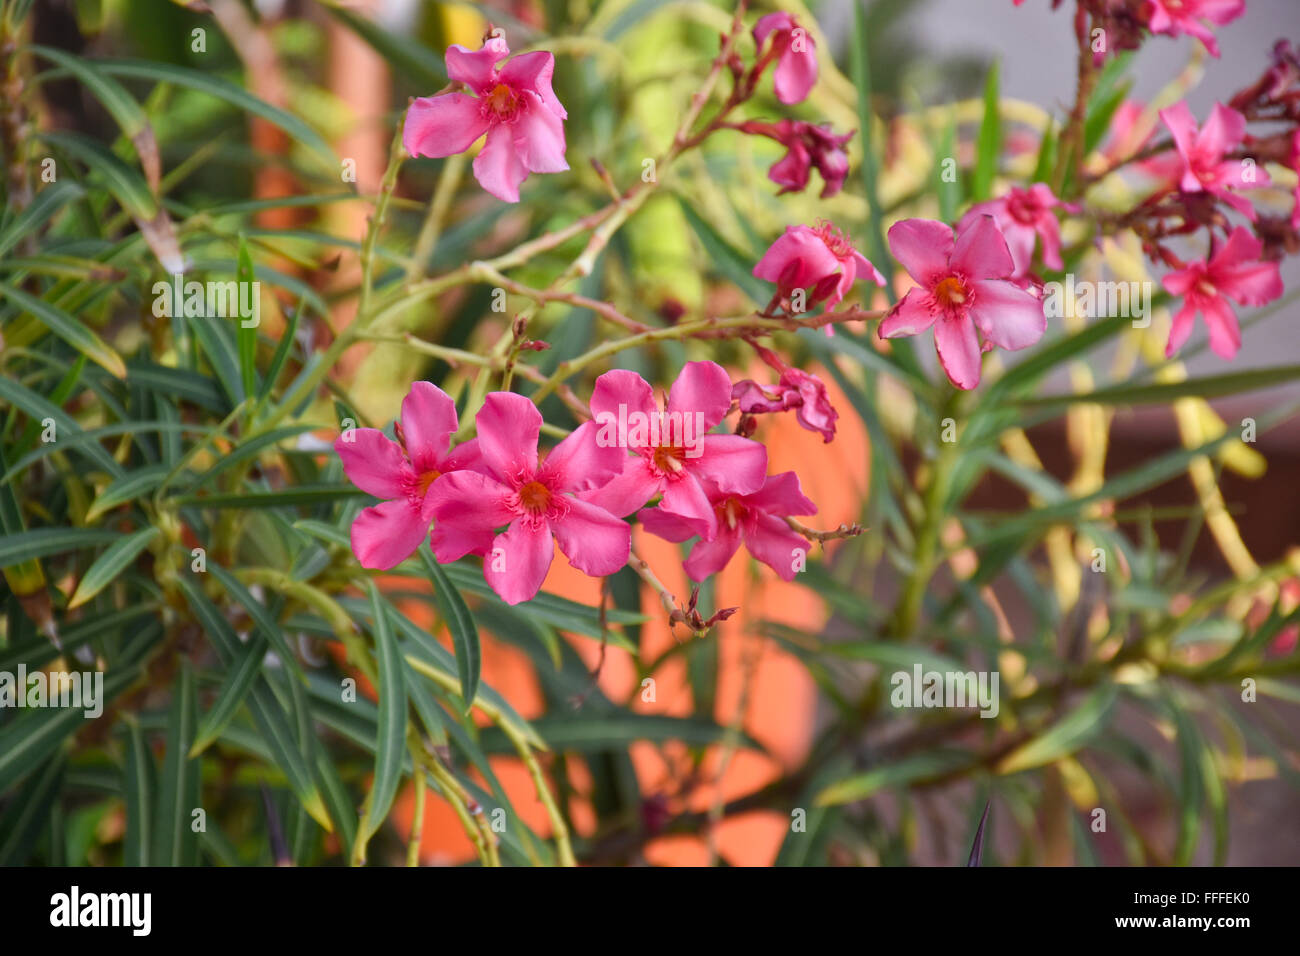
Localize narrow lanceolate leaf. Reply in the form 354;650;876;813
175;576;331;831
0;527;122;567
1019;364;1300;411
30;45;161;191
971;61;1001;201
0;376;122;475
68;527;159;609
361;583;407;846
191;634;269;757
420;547;480;712
85;464;170;522
0;281;127;379
815;751;976;807
966;800;991;867
996;684;1119;774
0;755;66;865
152;661;200;866
236;235;259;401
122;719;156;867
0;180;83;259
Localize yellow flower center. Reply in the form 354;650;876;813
652;445;687;475
415;470;441;497
934;276;968;307
518;480;552;515
486;83;518;117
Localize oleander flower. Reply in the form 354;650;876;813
428;392;628;606
640;471;817;582
737;119;853;198
335;382;481;570
753;221;885;322
1161;226;1283;359
733;353;839;443
403;33;568;203
878;216;1046;390
1160;101;1267;219
1145;0;1245;58
960;183;1075;277
753;11;818;105
582;363;767;541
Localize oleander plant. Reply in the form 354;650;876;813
1;0;1299;867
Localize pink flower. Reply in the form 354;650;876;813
732;347;838;442
582;362;767;541
960;183;1074;276
753;12;818;105
428;392;629;606
1144;0;1245;58
1290;129;1300;230
738;119;852;198
639;472;816;582
1161;226;1283;359
753;221;885;320
335;382;481;570
1160;101;1267;219
878;217;1047;390
403;33;567;203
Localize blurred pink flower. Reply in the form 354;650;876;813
1290;129;1300;229
960;183;1075;276
879;216;1046;390
753;11;818;105
582;362;767;541
640;472;816;582
335;382;481;570
428;393;627;605
753;221;885;324
1101;101;1185;185
733;349;839;443
1160;101;1267;219
738;119;853;198
1145;0;1245;58
1161;226;1283;358
404;34;567;203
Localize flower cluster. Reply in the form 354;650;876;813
337;364;828;605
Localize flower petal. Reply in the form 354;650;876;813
682;523;743;581
401;381;458;472
335;428;409;499
878;287;939;338
445;43;506;92
692;434;768;496
744;512;810;581
1165;301;1200;357
968;279;1047;351
952;214;1016;280
403;94;490;159
350;499;429;570
540;421;624;493
773;45;818;105
753;225;839;289
580;455;662;517
887;219;954;285
1202;295;1242;359
472;123;529;202
551;498;630;576
667;360;733;431
934;313;983;390
475;391;540;482
590;369;657;429
498;51;567;118
512;92;569;174
638;505;699;543
742;471;817;516
484;519;553;605
661;473;719;540
428;470;514;561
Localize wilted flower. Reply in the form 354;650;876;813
879;216;1046;390
738;119;853;198
1161;226;1283;359
753;11;818;105
404;33;567;202
732;346;839;442
640;472;817;582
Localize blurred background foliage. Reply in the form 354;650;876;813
1;0;1298;867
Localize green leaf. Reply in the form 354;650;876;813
0;527;122;567
122;719;155;867
1018;364;1300;411
96;58;337;169
191;634;269;757
934;109;961;222
67;527;159;609
0;180;84;259
971;61;1001;201
257;298;302;406
676;197;767;305
479;714;761;753
152;661;200;866
39;130;156;219
361;583;407;845
85;464;170;522
0;755;66;865
996;683;1118;774
168;484;366;509
0;376;122;476
0;280;127;379
1031;119;1057;185
816;751;975;807
420;547;481;712
849;0;893;290
236;235;259;401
